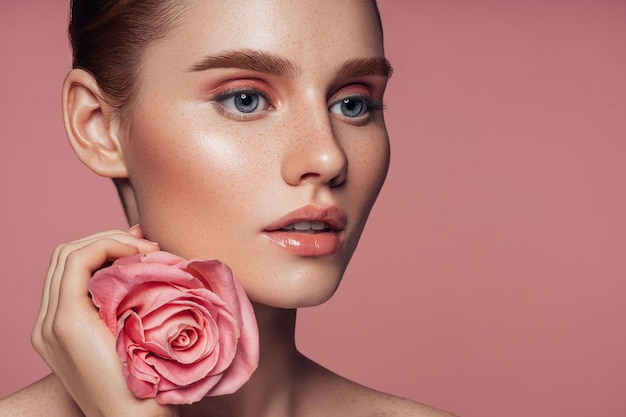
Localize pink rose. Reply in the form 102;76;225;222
88;251;259;405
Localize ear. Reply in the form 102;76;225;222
63;68;128;178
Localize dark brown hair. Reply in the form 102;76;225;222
69;0;185;118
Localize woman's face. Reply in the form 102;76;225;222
119;0;391;308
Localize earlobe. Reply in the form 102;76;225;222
63;68;128;178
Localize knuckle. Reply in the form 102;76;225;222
50;315;70;340
51;244;62;259
30;326;43;352
57;244;76;263
63;248;86;271
42;318;56;342
32;316;57;354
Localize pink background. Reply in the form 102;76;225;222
1;1;625;416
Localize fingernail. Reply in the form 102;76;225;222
129;224;141;231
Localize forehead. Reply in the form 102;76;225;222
149;0;384;70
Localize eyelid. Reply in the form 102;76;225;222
328;94;385;115
212;87;271;104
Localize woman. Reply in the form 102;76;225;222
1;0;454;416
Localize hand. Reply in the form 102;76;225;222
31;226;178;417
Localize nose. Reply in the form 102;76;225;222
280;103;348;187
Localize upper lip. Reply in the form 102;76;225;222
264;205;346;232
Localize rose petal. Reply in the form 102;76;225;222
170;326;198;350
123;364;158;400
146;348;219;386
114;251;186;269
121;311;146;344
90;257;207;331
139;294;223;330
186;261;242;318
155;373;224;405
124;348;160;399
204;276;259;396
144;310;217;364
91;271;190;332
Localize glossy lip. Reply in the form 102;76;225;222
263;205;347;256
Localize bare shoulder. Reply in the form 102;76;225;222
354;388;458;417
298;355;458;417
0;373;83;417
333;380;458;417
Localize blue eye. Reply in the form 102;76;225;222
329;97;372;118
216;91;270;115
233;93;260;113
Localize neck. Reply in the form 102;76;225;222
182;304;303;417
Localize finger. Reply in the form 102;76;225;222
32;244;63;349
64;228;156;248
57;238;148;308
34;230;160;350
37;244;62;322
44;233;158;330
36;241;133;349
128;224;143;238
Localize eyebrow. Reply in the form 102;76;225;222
336;57;393;79
189;49;300;77
188;49;393;80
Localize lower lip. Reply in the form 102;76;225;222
263;230;344;256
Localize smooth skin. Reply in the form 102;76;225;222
0;1;455;416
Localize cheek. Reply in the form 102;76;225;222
121;116;271;254
126;131;222;206
365;135;391;193
336;123;390;254
344;123;390;204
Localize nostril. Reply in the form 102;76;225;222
300;172;321;182
298;172;345;187
329;172;346;187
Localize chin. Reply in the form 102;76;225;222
243;267;345;309
251;292;338;310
